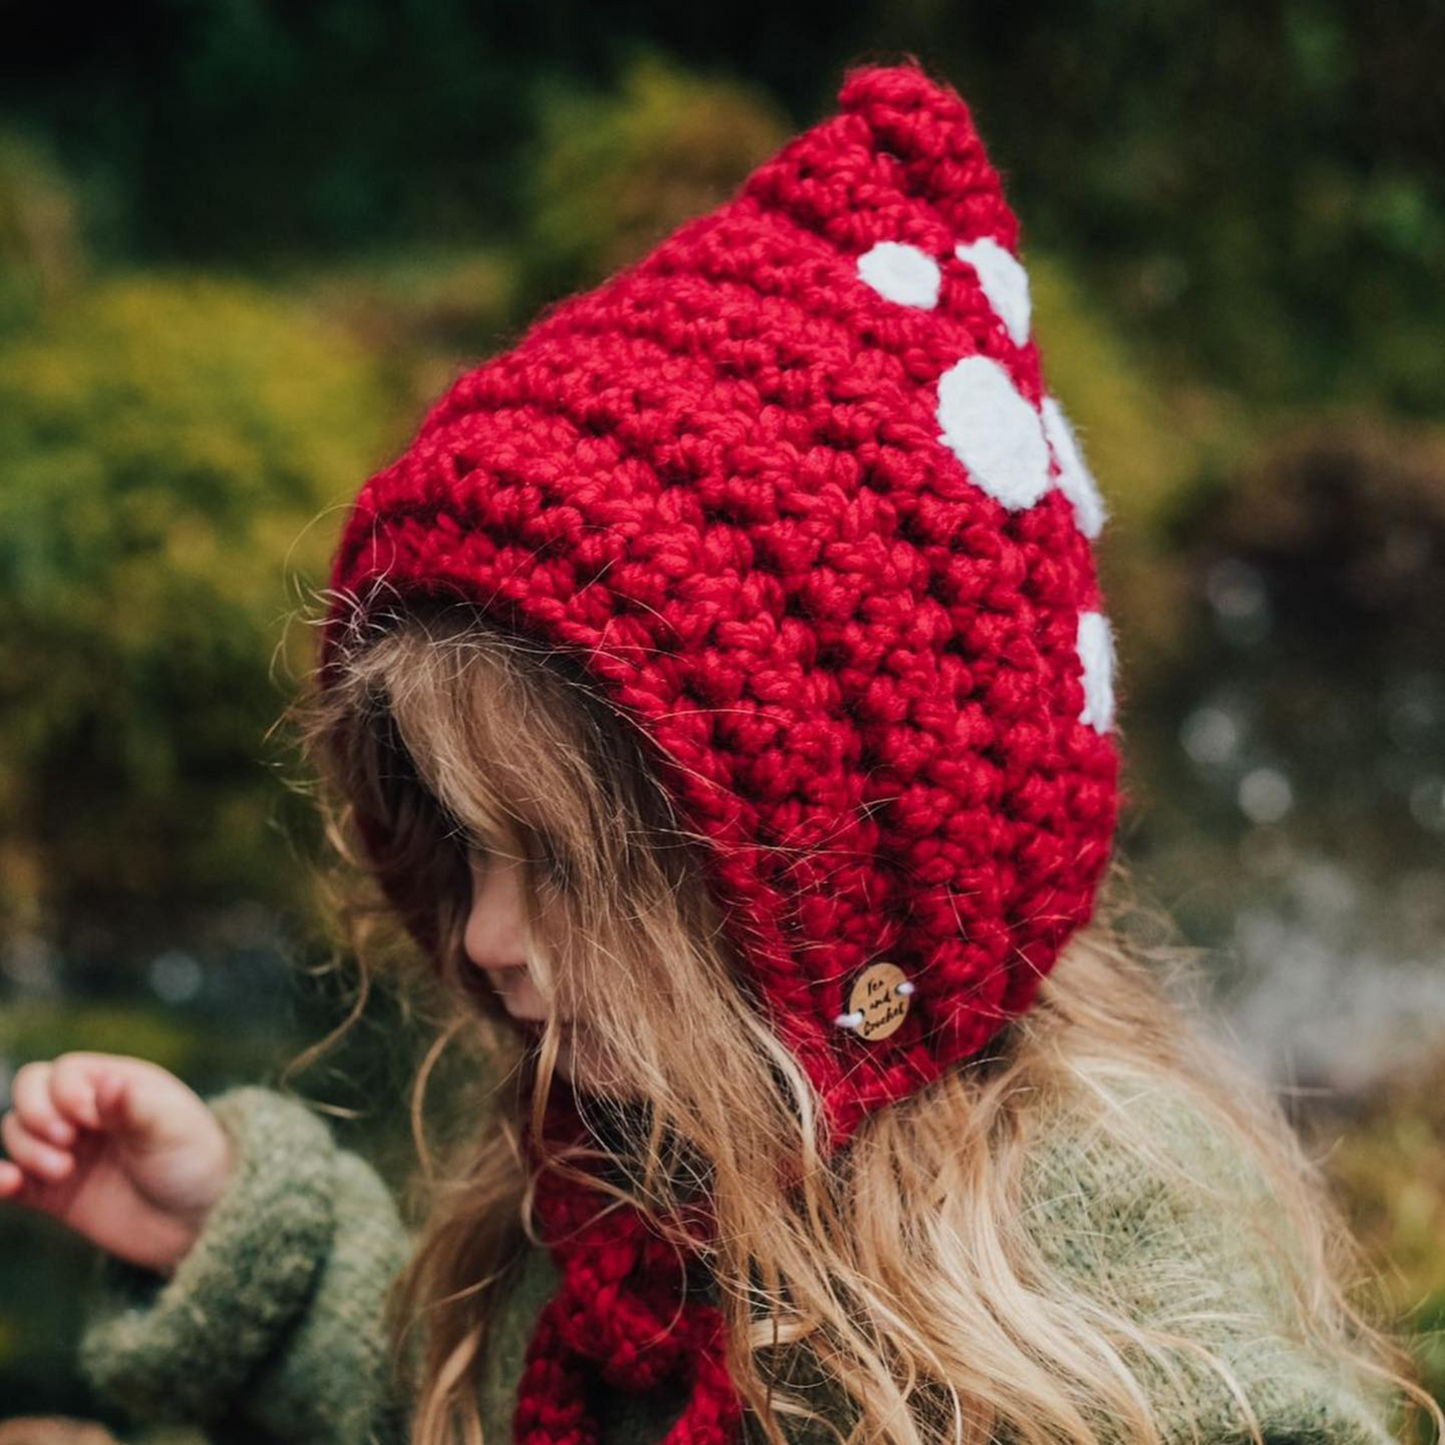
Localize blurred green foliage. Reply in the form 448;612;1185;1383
0;274;395;955
0;131;84;331
518;49;790;306
922;1;1445;415
1;6;1442;1428
1314;1057;1445;1406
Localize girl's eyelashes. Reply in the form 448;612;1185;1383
458;825;569;889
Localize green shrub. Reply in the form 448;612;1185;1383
0;132;85;333
519;48;789;304
0;274;394;957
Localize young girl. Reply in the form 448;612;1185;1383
0;57;1434;1445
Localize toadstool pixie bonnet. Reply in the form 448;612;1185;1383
321;55;1122;1149
322;55;1124;1445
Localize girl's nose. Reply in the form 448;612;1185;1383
463;850;529;973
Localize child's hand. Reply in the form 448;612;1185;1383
0;1053;233;1276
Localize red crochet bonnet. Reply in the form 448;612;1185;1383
319;55;1122;1444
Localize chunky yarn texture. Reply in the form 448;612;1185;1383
514;1091;741;1445
320;55;1123;1445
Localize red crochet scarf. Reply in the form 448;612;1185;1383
512;1087;742;1445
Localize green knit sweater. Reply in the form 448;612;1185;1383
76;1083;1400;1445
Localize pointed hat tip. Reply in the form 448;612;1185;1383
836;53;970;118
795;55;1017;253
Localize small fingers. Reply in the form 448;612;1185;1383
47;1053;115;1132
0;1157;43;1212
11;1062;77;1148
90;1059;191;1144
0;1156;46;1209
0;1158;26;1198
1;1108;75;1183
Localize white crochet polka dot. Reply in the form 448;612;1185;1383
856;241;941;309
936;355;1053;510
1076;611;1116;733
954;237;1031;346
1041;396;1107;539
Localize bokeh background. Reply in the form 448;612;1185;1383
2;2;1443;1432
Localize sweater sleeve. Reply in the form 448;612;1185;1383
76;1085;415;1445
1020;1083;1402;1445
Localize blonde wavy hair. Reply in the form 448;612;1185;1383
277;593;1436;1445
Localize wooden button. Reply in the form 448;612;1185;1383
847;962;911;1041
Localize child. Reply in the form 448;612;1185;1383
0;57;1434;1445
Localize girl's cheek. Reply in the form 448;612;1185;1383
512;975;550;1015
